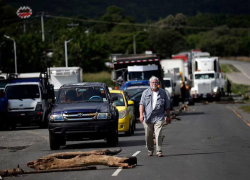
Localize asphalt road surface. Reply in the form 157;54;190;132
220;60;250;85
1;102;250;180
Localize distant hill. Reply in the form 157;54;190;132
5;0;250;22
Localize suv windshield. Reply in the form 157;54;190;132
58;86;107;104
5;85;40;99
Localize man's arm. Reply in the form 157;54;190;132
139;105;144;123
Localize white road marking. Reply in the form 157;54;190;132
112;167;122;176
234;64;250;80
111;151;141;177
132;151;141;156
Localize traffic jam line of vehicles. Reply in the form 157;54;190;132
0;49;226;150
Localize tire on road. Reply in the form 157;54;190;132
107;130;118;147
49;132;60;150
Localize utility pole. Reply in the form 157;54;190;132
37;12;47;42
0;42;5;70
133;35;137;55
4;35;17;74
65;38;73;67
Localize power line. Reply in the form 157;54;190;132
46;15;213;30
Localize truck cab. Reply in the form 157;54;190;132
4;72;54;129
191;71;220;101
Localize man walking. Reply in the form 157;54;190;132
139;76;171;157
0;90;8;129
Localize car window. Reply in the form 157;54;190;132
126;88;147;97
134;92;143;102
5;85;40;99
111;93;125;106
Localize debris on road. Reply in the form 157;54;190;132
0;148;137;177
203;101;209;105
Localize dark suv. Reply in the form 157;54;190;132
48;82;119;150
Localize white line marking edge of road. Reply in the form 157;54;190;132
111;151;141;177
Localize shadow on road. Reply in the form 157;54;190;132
162;151;225;158
179;112;205;116
60;139;146;150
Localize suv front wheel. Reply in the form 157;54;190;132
107;129;118;147
49;132;60;150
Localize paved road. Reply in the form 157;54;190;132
1;103;250;180
220;60;250;85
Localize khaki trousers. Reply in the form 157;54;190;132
143;120;164;154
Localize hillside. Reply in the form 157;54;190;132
5;0;250;22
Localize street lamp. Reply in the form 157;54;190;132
64;38;73;67
0;42;5;71
4;35;17;74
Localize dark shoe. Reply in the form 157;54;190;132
148;152;153;156
157;153;163;157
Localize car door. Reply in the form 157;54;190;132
124;92;134;122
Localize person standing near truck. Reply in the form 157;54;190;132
139;76;171;157
0;90;8;129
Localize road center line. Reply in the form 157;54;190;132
226;106;250;128
112;167;122;176
111;151;141;177
132;151;141;156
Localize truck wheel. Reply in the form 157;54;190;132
107;130;118;147
49;132;60;150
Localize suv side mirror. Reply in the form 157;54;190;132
111;96;118;102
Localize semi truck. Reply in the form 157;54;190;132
111;53;164;88
190;56;225;101
4;72;55;129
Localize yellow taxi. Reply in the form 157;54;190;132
110;90;135;135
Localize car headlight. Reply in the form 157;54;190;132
50;114;64;121
213;88;218;93
97;113;111;119
119;110;127;119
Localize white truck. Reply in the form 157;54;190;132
160;59;185;106
4;72;55;129
191;56;225;101
191;71;220;101
48;67;83;97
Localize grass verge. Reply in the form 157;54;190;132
231;83;249;95
220;64;240;73
238;105;250;114
82;71;114;87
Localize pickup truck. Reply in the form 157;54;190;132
48;82;119;150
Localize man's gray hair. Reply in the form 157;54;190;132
149;76;159;83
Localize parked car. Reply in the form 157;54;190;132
48;82;119;150
125;87;148;119
110;90;136;136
